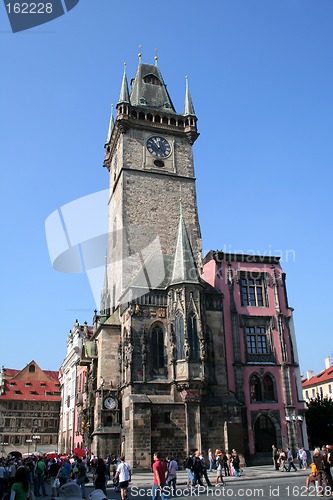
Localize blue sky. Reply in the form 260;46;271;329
1;0;332;376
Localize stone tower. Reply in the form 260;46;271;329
88;56;241;466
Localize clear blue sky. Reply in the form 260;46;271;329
1;0;332;376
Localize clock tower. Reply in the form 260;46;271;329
104;55;202;312
89;55;239;466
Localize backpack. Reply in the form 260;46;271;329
35;465;43;475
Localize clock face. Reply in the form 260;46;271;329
104;396;116;410
146;136;171;158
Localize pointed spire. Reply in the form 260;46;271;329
184;76;196;116
118;63;130;104
100;252;110;318
154;48;158;66
170;204;200;286
105;104;114;144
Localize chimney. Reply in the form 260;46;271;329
307;370;314;380
325;357;331;370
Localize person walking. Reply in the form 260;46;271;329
272;445;279;470
215;451;225;487
191;451;203;486
34;457;47;497
208;449;214;473
184;453;194;487
76;458;88;499
114;455;131;500
94;458;107;495
222;452;230;477
166;456;178;495
279;449;288;472
152;452;167;500
199;452;211;487
286;447;297;472
230;450;241;477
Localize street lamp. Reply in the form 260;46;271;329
32;435;40;452
26;439;32;455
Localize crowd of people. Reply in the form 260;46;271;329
0;452;125;500
1;444;333;499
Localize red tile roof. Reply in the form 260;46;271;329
0;361;60;401
302;366;333;388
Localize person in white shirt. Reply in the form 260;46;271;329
114;455;131;500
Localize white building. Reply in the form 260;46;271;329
302;357;333;401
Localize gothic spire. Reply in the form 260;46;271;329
184;76;196;116
105;104;114;144
100;254;110;318
118;63;130;104
170;203;200;286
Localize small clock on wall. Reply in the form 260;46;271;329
103;396;117;410
146;136;171;158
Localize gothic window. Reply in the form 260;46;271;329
246;327;268;354
143;74;161;85
187;312;200;362
263;374;276;401
240;272;268;307
175;311;185;360
152;324;165;375
250;374;262;402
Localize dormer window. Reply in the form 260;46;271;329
143;74;161;85
139;97;146;105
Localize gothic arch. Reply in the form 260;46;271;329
263;372;277;401
175;311;185;360
249;373;262;402
253;412;276;452
150;322;166;376
187;311;200;362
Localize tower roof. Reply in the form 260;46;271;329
130;61;176;112
170;205;201;286
184;76;196;116
118;64;130;104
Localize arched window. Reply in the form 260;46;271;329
250;374;262;401
143;74;161;85
187;312;199;361
152;325;165;375
263;374;275;401
175;311;185;360
29;364;35;373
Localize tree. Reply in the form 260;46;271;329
306;395;333;448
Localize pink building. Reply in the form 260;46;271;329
203;251;307;463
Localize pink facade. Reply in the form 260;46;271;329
203;252;307;461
